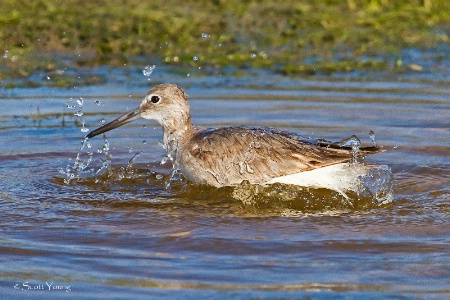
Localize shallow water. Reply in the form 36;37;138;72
1;69;449;299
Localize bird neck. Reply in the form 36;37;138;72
162;115;192;164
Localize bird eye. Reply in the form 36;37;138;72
150;95;160;103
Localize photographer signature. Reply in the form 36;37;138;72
14;281;71;292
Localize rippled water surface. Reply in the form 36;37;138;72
1;69;449;299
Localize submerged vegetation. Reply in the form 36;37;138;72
1;0;449;86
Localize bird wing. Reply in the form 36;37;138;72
179;126;368;187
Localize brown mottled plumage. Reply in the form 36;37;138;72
86;84;378;187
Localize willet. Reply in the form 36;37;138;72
86;84;380;190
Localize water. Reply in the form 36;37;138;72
142;65;156;78
0;69;449;299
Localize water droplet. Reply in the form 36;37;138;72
369;130;377;147
186;73;190;77
339;135;361;148
143;65;156;77
246;163;254;174
339;135;361;163
95;100;101;106
77;97;83;106
3;50;8;58
65;98;76;109
142;140;147;144
251;53;256;58
78;119;88;133
128;148;133;153
46;76;51;80
156;174;163;180
100;118;105;124
141;125;147;129
201;33;209;39
74;110;83;117
193;56;199;61
160;156;170;165
158;140;166;150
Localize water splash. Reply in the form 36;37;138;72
61;133;114;184
65;98;76;109
66;96;89;132
339;135;361;163
80;120;89;133
94;135;112;181
369;130;377;147
3;50;8;59
143;65;156;79
160;155;171;165
233;163;394;210
97;136;110;154
158;141;166;150
165;168;187;190
356;165;394;205
60;137;91;184
127;151;141;168
115;151;142;180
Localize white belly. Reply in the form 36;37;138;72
265;163;367;191
265;162;394;206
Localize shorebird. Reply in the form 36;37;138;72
86;84;379;190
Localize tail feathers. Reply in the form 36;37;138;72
316;135;383;154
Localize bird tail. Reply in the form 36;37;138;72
316;135;383;154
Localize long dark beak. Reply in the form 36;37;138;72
86;108;143;139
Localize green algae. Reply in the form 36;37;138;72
0;0;449;85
